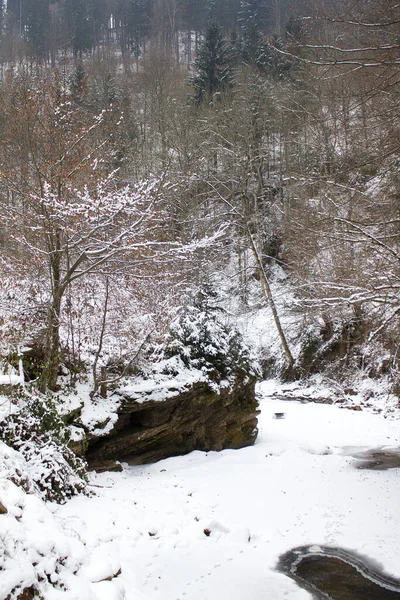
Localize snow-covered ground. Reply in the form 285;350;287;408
31;380;398;600
2;379;400;599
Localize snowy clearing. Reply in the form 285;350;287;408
47;381;400;600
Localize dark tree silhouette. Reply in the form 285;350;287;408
193;23;234;104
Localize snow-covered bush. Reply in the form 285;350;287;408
0;390;87;503
295;312;368;378
160;306;259;381
0;442;94;600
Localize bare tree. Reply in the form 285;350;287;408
0;68;187;390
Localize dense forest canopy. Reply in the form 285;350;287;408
0;0;399;391
0;0;290;61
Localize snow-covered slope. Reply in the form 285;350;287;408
2;380;400;599
52;381;400;599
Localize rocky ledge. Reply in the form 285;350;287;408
86;377;259;471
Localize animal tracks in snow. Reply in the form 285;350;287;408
55;392;400;600
173;533;262;600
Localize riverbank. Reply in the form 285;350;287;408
47;380;400;599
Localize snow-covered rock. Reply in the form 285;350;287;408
86;375;259;471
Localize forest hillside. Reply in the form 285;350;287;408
0;0;398;392
0;1;400;598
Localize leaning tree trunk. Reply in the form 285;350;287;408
247;227;295;369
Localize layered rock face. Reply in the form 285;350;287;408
86;378;259;471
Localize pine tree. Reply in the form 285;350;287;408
207;0;240;32
258;34;297;78
27;0;51;60
71;61;87;103
241;21;264;67
91;0;110;47
238;0;269;33
126;0;152;57
183;0;207;33
7;0;51;60
64;0;94;57
114;0;152;59
192;23;234;104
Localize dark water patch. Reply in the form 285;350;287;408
277;545;400;599
350;448;400;471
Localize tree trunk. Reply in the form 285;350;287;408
40;290;62;392
40;240;63;392
247;228;295;368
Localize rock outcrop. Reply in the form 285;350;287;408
86;377;259;471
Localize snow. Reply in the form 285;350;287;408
0;394;16;423
0;374;22;386
0;359;24;387
117;361;208;404
212;256;303;369
261;375;400;419
58;383;122;437
80;395;121;437
2;380;400;599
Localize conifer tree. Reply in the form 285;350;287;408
71;61;87;102
207;0;240;32
258;34;296;78
27;0;51;59
183;0;207;33
238;0;269;33
64;0;94;57
127;0;152;57
6;0;51;60
192;23;234;104
241;21;264;67
91;0;110;47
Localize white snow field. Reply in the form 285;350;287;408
51;380;400;600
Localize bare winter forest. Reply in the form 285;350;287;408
0;2;400;599
0;0;399;392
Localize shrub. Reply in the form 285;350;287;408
0;390;87;503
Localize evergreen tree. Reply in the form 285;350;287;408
26;0;51;60
71;61;88;103
5;0;22;34
229;29;242;65
238;0;269;33
115;0;152;58
91;0;110;47
207;0;240;33
7;0;51;60
127;0;152;57
64;0;94;57
241;21;264;67
183;0;207;34
258;34;297;78
192;23;234;104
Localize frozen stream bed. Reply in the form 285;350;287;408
54;380;400;600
